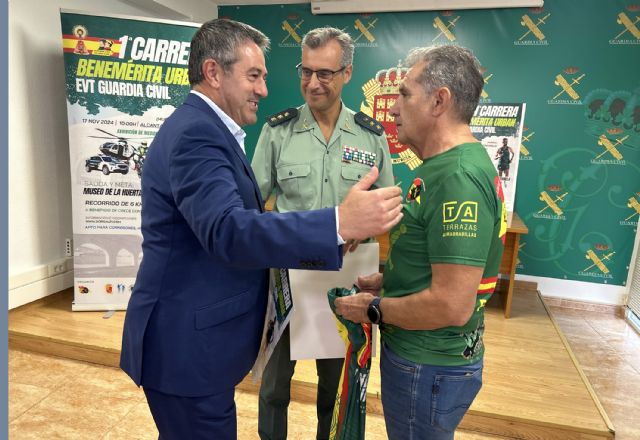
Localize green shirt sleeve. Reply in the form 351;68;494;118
426;170;495;267
250;123;276;201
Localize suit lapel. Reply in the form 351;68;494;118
184;94;265;211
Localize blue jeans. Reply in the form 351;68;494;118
380;342;483;440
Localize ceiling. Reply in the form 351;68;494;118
123;0;543;22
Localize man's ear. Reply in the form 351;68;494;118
432;86;453;117
343;64;353;84
202;58;224;89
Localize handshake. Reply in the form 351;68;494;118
337;166;404;241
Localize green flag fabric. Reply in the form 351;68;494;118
327;286;373;440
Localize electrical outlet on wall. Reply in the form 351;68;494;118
48;259;68;277
65;238;73;257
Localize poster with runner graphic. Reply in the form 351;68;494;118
61;10;199;310
470;103;526;212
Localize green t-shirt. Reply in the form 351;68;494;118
381;142;507;366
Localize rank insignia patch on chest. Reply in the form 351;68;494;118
406;178;424;204
342;146;376;167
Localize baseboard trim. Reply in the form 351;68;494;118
542;296;624;317
516;274;625;305
9;271;74;310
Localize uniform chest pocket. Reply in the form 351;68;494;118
339;163;371;200
276;163;313;210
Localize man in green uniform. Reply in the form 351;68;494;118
251;27;393;440
335;45;507;440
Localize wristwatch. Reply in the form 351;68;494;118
367;297;383;325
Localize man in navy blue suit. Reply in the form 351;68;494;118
120;19;403;440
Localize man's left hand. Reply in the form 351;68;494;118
335;292;375;323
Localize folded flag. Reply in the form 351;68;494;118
327;286;372;440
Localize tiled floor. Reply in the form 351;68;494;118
547;305;640;440
8;304;639;439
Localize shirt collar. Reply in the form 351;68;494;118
190;90;246;152
293;102;356;135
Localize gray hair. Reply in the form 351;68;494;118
301;27;354;68
188;18;270;86
405;45;483;123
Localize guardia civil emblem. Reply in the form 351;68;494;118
520;125;534;160
280;14;304;47
479;66;493;102
432;11;460;42
622;192;640;226
580;244;615;280
610;6;640;45
514;7;550;46
360;63;422;170
534;184;568;220
353;14;378;47
548;67;585;105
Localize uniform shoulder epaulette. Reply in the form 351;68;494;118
354;111;384;136
266;107;298;127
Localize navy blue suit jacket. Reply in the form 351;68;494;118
120;93;342;397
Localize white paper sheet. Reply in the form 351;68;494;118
289;242;379;360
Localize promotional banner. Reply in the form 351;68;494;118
252;268;294;382
221;0;640;287
470;103;526;213
61;10;199;310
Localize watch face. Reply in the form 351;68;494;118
367;304;380;324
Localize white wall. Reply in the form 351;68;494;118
8;0;217;309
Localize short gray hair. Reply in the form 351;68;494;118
188;18;270;86
405;45;483;123
301;27;354;68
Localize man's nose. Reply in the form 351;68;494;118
256;78;268;98
307;72;322;88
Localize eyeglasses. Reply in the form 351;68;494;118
296;63;346;83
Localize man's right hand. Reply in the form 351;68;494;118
338;166;403;241
356;272;383;294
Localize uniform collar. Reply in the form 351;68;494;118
293;102;357;136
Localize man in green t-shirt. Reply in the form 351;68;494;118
335;45;507;440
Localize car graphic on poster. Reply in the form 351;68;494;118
85;154;129;175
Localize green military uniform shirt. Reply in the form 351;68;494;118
251;103;394;213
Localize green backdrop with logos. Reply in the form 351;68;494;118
220;0;639;287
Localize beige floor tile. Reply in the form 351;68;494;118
284;400;321;439
8;382;52;422
9;349;89;389
236;388;386;440
235;389;260;439
57;363;145;402
550;307;640;440
618;350;640;375
103;401;158;440
9;386;139;440
593;398;640;440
